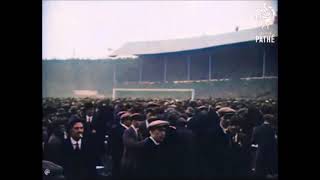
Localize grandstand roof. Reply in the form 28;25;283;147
110;24;277;56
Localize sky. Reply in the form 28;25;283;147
42;0;278;59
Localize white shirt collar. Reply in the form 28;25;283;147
222;128;228;134
70;137;82;149
86;115;92;122
120;123;129;129
149;136;160;145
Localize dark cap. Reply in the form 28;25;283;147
130;113;144;121
176;117;188;127
263;114;275;123
197;105;207;111
147;116;159;123
84;102;94;109
69;106;78;114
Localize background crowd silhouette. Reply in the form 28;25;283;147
42;97;278;180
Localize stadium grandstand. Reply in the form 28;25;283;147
42;24;277;99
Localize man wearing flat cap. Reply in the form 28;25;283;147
121;113;146;178
138;115;158;140
114;111;126;125
139;120;170;178
110;112;132;179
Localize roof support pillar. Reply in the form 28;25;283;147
187;55;191;80
208;54;212;80
139;58;143;82
262;47;266;77
113;63;117;85
164;56;167;82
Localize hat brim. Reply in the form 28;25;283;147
148;123;169;130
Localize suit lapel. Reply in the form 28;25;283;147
129;127;138;140
64;138;75;155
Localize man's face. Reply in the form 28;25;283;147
70;122;84;141
227;125;238;135
150;128;166;143
132;120;144;128
86;108;94;116
123;119;132;127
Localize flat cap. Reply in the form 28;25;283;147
263;114;274;123
147;102;159;108
197;105;207;110
120;113;131;120
147;116;159;124
117;111;127;117
215;105;222;110
148;120;169;130
130;113;144;121
217;107;236;114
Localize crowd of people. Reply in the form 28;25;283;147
42;97;278;180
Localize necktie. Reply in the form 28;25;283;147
75;142;80;151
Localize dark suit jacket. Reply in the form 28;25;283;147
174;126;197;177
82;114;103;163
88;108;113;143
121;127;145;177
189;110;231;178
138;121;149;139
61;137;96;180
110;124;127;178
110;124;127;160
83;114;97;135
139;137;169;178
251;123;278;175
91;107;113;135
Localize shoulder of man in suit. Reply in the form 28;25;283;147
143;137;155;146
123;127;134;134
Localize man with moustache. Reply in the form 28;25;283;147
61;118;97;180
